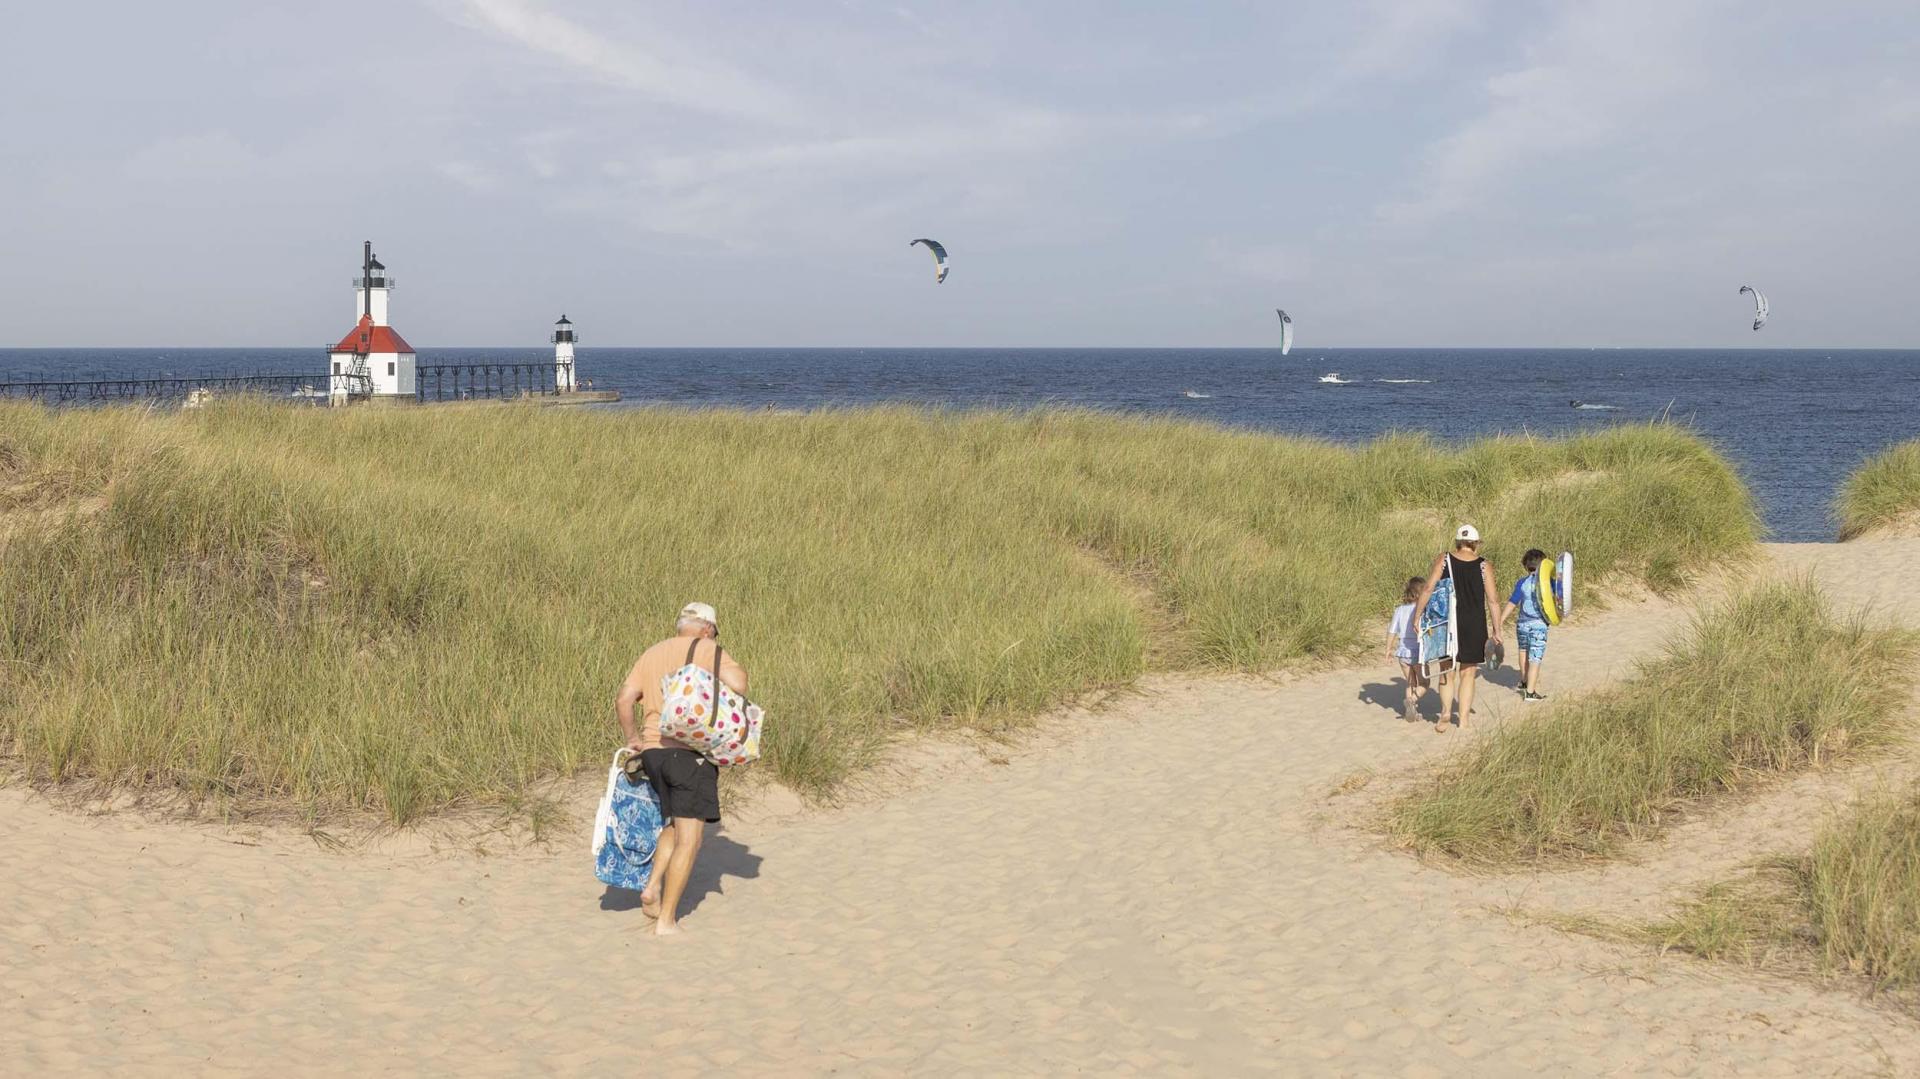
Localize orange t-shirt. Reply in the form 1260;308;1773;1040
627;636;749;751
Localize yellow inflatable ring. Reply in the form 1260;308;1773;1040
1537;560;1560;626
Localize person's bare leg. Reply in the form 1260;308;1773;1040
1434;663;1456;731
1527;658;1543;695
1456;667;1480;728
640;826;676;919
654;817;705;936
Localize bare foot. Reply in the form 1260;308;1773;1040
639;893;661;919
653;920;683;937
1433;721;1449;734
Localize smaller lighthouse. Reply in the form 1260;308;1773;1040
327;241;416;404
552;314;577;393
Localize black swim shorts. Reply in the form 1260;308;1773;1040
639;747;721;823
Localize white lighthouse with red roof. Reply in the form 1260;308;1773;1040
327;241;416;404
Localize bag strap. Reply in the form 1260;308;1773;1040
710;643;725;693
684;638;700;666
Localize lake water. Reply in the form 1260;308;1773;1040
5;346;1917;542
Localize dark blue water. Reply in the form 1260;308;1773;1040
6;347;1918;542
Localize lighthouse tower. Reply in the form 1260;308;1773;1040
327;241;416;403
552;314;577;392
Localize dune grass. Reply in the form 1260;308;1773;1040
1648;789;1920;994
1836;440;1920;540
1640;872;1810;970
0;400;1756;822
1390;580;1917;865
1804;790;1920;989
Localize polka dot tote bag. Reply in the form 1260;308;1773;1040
657;640;764;766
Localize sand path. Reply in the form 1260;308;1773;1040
7;542;1920;1076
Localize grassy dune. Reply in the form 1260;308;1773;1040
0;401;1756;822
1391;580;1917;865
1650;790;1920;994
1804;790;1920;989
1837;440;1920;539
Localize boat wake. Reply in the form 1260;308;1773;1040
1182;390;1212;399
1570;400;1620;411
1374;378;1432;384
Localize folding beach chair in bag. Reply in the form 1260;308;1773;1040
592;748;665;892
657;640;764;766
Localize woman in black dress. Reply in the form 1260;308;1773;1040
1414;524;1501;732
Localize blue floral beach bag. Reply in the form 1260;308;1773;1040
1418;563;1455;670
592;749;665;892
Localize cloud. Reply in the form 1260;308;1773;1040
1340;0;1487;80
446;0;800;123
641;110;1098;190
1204;239;1315;285
124;132;268;182
576;127;1043;247
572;104;1227;248
1378;1;1718;224
14;0;1917;346
1863;75;1920;130
435;160;500;192
428;1;1499;253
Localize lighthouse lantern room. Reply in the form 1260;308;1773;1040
353;251;393;325
327;241;416;403
552;314;577;392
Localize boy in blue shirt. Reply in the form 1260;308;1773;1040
1499;548;1551;701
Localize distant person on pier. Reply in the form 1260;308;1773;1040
614;602;749;936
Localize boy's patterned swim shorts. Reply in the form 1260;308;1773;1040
1517;620;1549;663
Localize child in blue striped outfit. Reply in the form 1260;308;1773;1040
1498;548;1551;701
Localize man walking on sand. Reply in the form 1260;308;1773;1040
615;602;748;936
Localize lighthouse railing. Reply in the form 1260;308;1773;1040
0;372;347;405
413;362;565;403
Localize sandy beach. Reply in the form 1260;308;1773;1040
6;538;1920;1076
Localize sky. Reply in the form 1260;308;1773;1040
1;1;1917;348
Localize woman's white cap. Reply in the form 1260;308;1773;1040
680;601;718;627
1455;524;1481;543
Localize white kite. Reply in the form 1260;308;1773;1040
1739;285;1769;331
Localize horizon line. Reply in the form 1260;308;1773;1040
4;344;1917;353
